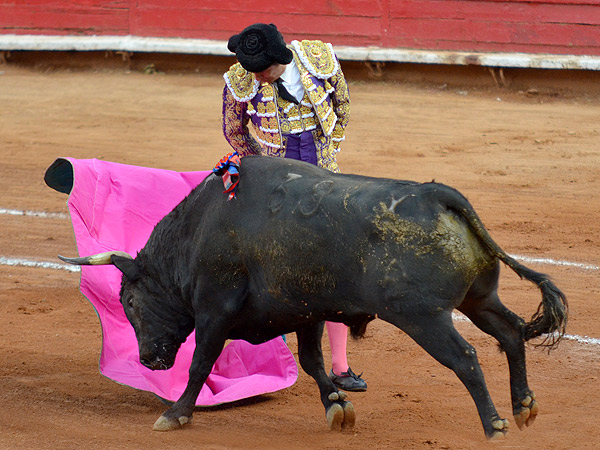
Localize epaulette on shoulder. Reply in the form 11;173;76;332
291;40;339;79
223;63;260;102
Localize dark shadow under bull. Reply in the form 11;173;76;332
57;155;567;440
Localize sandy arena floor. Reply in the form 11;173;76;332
0;60;599;449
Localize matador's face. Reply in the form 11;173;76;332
254;63;286;84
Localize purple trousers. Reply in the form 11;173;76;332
284;132;317;165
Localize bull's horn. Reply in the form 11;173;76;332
58;251;133;266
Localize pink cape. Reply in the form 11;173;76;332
45;158;298;405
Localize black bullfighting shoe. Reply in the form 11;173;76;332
329;367;367;392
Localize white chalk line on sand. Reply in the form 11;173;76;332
511;254;599;271
0;256;80;272
2;208;599;347
452;313;600;347
0;208;69;219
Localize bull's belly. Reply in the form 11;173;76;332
228;302;364;344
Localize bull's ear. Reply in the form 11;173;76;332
111;255;141;281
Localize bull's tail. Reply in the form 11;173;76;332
431;184;568;348
493;259;568;348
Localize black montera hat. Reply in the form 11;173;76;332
227;23;293;73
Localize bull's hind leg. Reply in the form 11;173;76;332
459;284;538;430
296;323;355;431
388;310;508;439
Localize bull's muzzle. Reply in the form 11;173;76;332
140;354;174;371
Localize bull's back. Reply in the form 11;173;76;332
208;157;491;306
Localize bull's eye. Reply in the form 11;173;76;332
127;297;134;308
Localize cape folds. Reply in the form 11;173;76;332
44;157;298;405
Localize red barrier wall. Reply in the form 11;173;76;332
2;0;599;56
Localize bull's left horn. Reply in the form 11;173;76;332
58;251;133;266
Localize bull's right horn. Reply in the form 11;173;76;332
58;251;133;266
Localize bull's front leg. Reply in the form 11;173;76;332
296;323;356;431
153;318;227;431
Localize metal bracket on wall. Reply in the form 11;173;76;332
488;67;508;87
364;61;385;78
115;51;132;68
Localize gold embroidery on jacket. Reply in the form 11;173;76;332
277;91;320;135
223;63;260;102
291;40;339;79
292;46;337;137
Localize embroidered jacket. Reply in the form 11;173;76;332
222;40;350;173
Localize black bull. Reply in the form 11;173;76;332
59;156;567;439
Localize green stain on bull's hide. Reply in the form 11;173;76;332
372;202;429;250
249;225;337;297
371;203;491;282
434;212;491;280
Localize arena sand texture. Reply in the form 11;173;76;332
1;59;599;449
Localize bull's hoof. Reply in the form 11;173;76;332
488;418;509;440
489;431;507;441
153;414;192;431
326;404;344;431
326;399;356;432
341;401;356;430
514;393;538;430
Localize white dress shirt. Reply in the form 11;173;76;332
279;63;305;102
